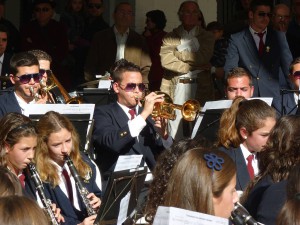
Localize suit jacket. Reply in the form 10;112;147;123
0;53;13;90
92;102;164;178
224;27;294;114
218;146;250;191
0;90;21;118
84;27;151;83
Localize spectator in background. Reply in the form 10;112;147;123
272;3;291;32
160;0;215;140
206;21;228;99
85;2;151;84
143;10;167;91
20;0;70;91
287;0;300;58
0;0;20;53
60;0;88;87
82;0;109;43
0;24;13;90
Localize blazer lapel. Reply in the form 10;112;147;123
234;147;251;190
244;29;260;63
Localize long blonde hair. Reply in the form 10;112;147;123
35;111;91;187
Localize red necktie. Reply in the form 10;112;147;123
19;173;25;189
256;32;265;56
247;155;255;180
62;169;73;204
128;108;136;120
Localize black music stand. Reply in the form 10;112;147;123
94;166;148;225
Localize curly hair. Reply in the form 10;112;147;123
144;136;212;224
241;115;300;203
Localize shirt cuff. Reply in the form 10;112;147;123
128;115;146;137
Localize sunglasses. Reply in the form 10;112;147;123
293;71;300;78
40;69;52;76
257;12;272;17
118;83;146;92
87;3;102;9
15;73;42;84
35;7;50;13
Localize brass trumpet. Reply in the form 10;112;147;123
139;91;201;121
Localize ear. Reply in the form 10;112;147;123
4;143;10;153
9;74;16;84
249;11;254;20
113;82;120;93
239;127;249;139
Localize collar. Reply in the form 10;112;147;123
113;25;129;36
249;26;267;36
240;143;257;160
117;102;138;115
0;53;4;64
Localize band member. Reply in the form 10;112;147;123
35;111;102;225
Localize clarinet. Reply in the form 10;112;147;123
64;155;97;216
231;202;264;225
27;162;60;225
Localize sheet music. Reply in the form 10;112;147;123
117;191;131;225
153;206;228;225
114;155;143;172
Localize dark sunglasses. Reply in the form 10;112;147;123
15;73;42;84
35;7;50;13
40;69;52;76
87;3;102;9
118;83;146;92
258;12;272;17
293;71;300;78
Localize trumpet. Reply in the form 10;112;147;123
137;91;201;121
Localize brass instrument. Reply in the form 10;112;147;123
139;91;201;121
27;162;60;225
64;155;97;216
40;73;83;104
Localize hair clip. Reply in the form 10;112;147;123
204;153;224;171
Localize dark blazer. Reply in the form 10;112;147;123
92;102;164;178
218;146;250;191
0;90;21;118
224;27;294;115
42;154;101;225
0;53;13;90
243;175;287;225
84;27;151;83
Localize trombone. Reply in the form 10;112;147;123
139;91;201;121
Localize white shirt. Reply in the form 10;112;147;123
240;143;259;176
114;26;129;61
249;26;267;50
0;53;4;75
14;92;36;114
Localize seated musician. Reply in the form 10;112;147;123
92;59;172;184
0;51;48;118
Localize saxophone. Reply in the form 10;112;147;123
64;155;97;216
27;162;60;225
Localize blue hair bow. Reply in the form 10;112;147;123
204;153;224;171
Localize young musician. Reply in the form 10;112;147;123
35;111;102;225
0;112;64;223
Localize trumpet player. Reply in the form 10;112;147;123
35;111;102;225
0;51;48;118
92;59;173;186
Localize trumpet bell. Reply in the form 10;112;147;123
182;99;201;121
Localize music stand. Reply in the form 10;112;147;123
94;166;148;225
23;104;95;154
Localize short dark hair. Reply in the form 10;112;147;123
226;67;253;87
114;2;131;13
146;10;167;30
206;21;224;31
10;52;39;75
249;0;273;12
28;49;52;63
111;59;141;83
289;57;300;74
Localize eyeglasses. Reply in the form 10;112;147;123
293;71;300;78
40;69;52;76
180;11;200;16
15;73;42;84
35;7;50;13
257;12;272;17
118;83;146;92
87;3;102;9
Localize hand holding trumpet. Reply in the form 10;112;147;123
139;92;165;120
